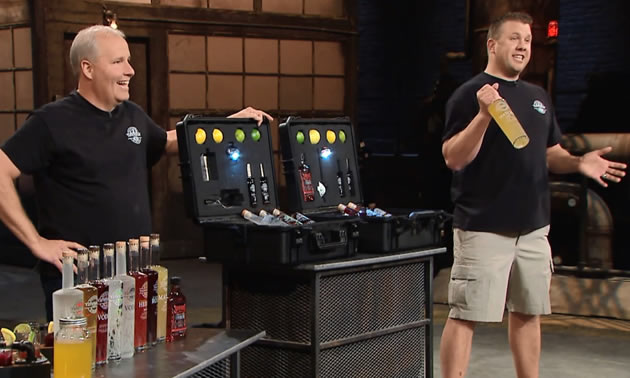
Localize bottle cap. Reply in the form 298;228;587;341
139;236;150;243
59;317;87;327
170;276;181;285
77;248;88;261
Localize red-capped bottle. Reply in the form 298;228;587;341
128;238;148;351
166;277;187;342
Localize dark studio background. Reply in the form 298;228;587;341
357;0;630;271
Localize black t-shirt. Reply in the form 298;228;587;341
1;91;166;274
442;72;562;233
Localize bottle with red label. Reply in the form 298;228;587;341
166;276;187;342
88;245;109;365
298;153;315;202
140;236;158;347
128;238;148;351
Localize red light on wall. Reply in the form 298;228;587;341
548;20;559;38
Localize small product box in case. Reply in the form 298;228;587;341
176;115;359;264
279;117;446;253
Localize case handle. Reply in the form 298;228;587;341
312;229;347;250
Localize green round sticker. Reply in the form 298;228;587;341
251;128;261;142
296;131;305;144
339;130;347;143
235;129;245;143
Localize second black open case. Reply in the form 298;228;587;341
279;117;446;253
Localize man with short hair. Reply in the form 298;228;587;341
440;12;625;378
0;25;271;320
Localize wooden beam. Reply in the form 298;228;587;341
0;0;30;26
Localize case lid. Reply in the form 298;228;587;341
279;117;362;214
176;115;278;223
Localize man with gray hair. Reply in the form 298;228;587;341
0;25;271;320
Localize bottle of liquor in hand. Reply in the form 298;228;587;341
149;234;168;343
103;243;122;361
88;246;108;365
74;248;97;369
127;239;147;351
52;251;84;335
298;153;315;202
140;236;158;347
114;241;135;358
166;277;187;342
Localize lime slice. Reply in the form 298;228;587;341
212;128;223;143
13;323;31;337
235;129;246;143
251;128;261;142
1;328;16;346
339;130;346;143
296;131;305;144
195;128;207;144
13;323;34;342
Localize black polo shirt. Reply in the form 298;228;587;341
1;91;166;274
442;72;562;233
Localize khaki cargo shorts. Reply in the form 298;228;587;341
447;225;553;322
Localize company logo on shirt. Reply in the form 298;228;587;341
532;100;547;114
126;126;142;144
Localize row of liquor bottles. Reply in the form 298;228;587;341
52;234;187;370
240;202;391;227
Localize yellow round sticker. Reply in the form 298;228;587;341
309;129;321;144
195;128;207;144
326;130;336;144
212;128;223;143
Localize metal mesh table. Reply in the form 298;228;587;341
95;328;265;378
224;247;445;378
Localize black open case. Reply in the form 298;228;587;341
176;115;358;264
279;117;446;253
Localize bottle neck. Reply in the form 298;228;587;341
129;247;140;271
140;243;151;269
88;257;100;281
150;242;159;266
62;255;74;289
77;259;89;285
103;253;114;278
116;247;127;275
